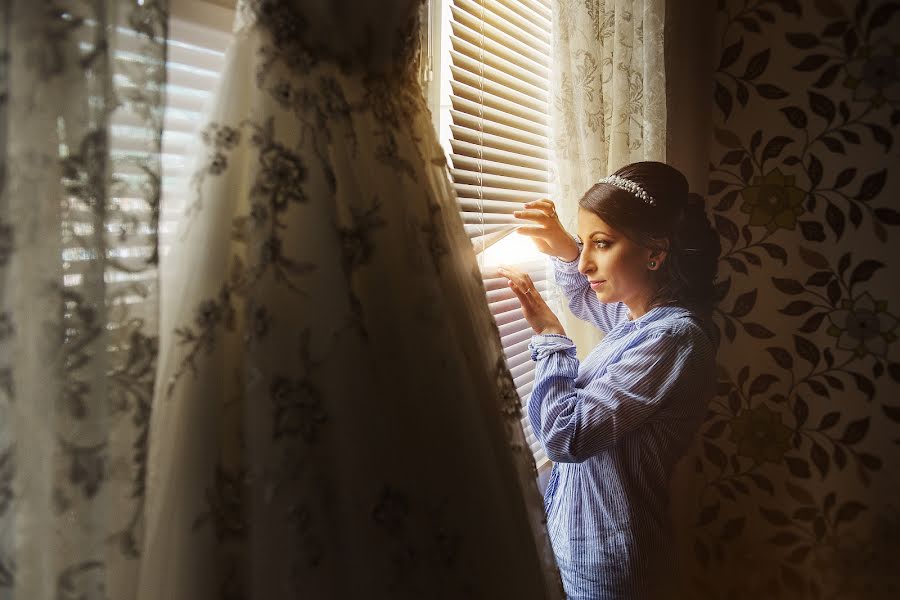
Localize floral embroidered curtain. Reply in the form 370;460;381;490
550;0;667;354
0;1;167;597
138;1;563;597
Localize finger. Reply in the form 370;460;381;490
523;199;555;210
512;209;554;222
504;274;529;293
513;226;546;237
497;266;525;280
508;280;536;308
522;199;557;219
498;268;537;296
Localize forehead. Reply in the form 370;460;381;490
576;208;618;236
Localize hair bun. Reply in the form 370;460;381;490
684;192;705;212
673;193;713;255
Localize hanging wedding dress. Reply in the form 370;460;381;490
138;1;562;597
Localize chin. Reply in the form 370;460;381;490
595;290;615;302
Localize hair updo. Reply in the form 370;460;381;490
578;161;722;319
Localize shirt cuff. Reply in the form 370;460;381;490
529;333;577;361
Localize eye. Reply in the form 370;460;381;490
592;239;610;249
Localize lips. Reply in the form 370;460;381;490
589;280;606;289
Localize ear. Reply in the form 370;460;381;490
647;239;669;270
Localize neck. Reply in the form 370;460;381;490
625;297;655;320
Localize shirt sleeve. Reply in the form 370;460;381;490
552;236;629;333
527;327;701;464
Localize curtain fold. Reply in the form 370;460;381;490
0;1;167;597
139;1;563;597
550;0;666;355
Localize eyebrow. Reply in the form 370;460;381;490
577;230;615;240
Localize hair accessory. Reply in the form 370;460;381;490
598;174;657;207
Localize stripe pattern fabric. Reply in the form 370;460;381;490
527;254;717;599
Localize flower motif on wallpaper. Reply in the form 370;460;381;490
843;38;900;108
739;168;807;232
826;291;899;358
729;404;793;464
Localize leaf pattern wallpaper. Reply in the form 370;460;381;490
680;1;900;598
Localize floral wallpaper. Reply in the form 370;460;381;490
683;0;900;598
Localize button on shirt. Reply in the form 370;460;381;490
527;253;717;600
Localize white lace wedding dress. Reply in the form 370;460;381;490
138;1;562;597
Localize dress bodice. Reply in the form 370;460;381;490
238;0;423;79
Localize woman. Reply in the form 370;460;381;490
497;161;721;599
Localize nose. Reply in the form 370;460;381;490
577;245;593;276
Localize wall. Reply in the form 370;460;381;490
679;1;900;598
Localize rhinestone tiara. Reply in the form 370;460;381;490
598;174;657;207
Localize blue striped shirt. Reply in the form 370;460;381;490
527;255;717;600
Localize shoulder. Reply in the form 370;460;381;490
643;311;715;353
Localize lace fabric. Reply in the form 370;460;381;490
140;1;563;597
0;1;167;597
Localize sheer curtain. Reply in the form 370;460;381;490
550;0;666;355
138;0;563;597
0;1;167;598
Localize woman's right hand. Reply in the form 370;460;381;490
513;199;580;262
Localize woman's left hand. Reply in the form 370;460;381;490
497;266;566;336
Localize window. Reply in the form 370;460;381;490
161;2;234;261
426;0;555;469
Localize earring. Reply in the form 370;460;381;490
648;260;657;269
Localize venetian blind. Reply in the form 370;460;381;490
159;5;232;263
446;0;553;466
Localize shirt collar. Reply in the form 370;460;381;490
624;304;693;330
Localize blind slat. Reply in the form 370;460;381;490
450;125;548;160
452;170;548;193
461;211;521;226
451;153;548;182
457;182;546;203
449;139;549;172
458;198;525;214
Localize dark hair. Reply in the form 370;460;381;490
578;161;721;320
